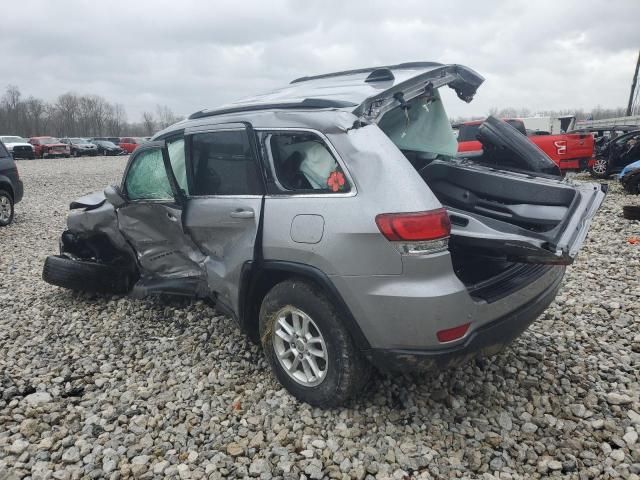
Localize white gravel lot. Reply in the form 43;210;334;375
0;156;639;480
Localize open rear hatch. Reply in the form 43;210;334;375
421;117;606;264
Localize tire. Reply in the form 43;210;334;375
259;279;371;407
623;175;640;195
42;255;133;294
589;157;609;178
0;189;14;227
622;205;640;220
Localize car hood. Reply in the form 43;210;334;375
620;159;640;178
4;141;32;148
69;190;106;210
191;62;484;123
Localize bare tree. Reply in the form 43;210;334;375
24;96;47;136
155;104;181;129
141;111;156;136
107;103;127;135
2;85;23;132
55;93;80;136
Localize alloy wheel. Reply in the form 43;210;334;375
272;306;328;387
0;194;12;223
592;158;608;175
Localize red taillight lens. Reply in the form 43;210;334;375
375;208;451;241
437;322;470;343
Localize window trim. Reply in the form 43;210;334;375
254;127;357;198
185;126;266;198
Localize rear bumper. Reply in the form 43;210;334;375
365;267;564;372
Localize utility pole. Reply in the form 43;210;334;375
627;49;640;116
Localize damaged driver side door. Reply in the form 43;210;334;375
117;141;208;295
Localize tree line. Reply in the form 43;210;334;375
0;85;183;138
2;84;627;137
454;106;628;123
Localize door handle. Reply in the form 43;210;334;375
229;209;255;219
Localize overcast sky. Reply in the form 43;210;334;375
2;0;638;121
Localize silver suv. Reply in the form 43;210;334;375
43;62;605;406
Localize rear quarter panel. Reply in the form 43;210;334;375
261;124;444;276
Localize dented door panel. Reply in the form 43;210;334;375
183;197;262;312
117;202;207;281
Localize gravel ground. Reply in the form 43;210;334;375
0;156;639;480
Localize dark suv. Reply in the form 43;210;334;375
0;139;24;226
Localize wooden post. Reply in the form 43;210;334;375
627;49;640;117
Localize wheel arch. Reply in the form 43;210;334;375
0;176;15;200
238;260;371;350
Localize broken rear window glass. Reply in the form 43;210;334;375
378;90;458;159
125;149;173;200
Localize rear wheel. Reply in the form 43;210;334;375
42;255;133;293
0;190;14;226
259;279;371;407
590;157;609;178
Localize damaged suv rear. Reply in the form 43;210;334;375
43;62;605;406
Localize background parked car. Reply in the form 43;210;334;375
118;137;147;153
590;129;640;178
93;136;121;145
0;136;35;159
619;159;640;194
92;140;125;156
60;138;98;157
456;119;595;173
0;139;24;226
28;137;70;158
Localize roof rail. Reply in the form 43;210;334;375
188;98;358;120
290;61;443;84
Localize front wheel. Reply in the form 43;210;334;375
590;157;609;178
259;279;371;407
0;189;14;226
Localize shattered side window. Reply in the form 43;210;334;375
125;149;173;200
167;138;188;195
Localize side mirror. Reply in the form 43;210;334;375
104;185;127;208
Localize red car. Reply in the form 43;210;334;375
28;137;70;159
118;137;148;154
456;119;595;172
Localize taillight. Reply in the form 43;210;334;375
375;208;451;255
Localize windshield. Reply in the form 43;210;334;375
0;136;26;143
41;137;61;145
378;89;458;158
99;141;117;147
